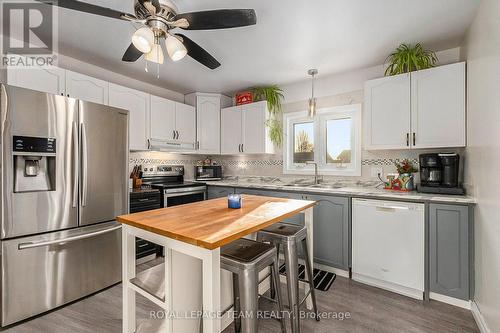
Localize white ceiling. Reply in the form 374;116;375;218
21;0;480;94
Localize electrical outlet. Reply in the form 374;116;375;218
371;167;383;179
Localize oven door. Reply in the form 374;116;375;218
164;186;207;207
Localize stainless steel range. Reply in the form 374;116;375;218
0;84;128;326
141;165;207;207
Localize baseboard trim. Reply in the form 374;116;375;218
352;273;423;300
471;300;491;333
429;292;471;310
313;262;349;278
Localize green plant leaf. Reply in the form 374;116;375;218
384;43;438;76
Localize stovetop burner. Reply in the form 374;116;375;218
140;165;206;190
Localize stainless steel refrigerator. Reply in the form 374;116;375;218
0;84;129;326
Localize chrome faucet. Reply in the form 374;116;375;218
305;161;320;184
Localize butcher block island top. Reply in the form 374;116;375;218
117;194;316;250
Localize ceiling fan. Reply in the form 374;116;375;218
36;0;257;69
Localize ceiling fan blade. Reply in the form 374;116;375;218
175;34;221;69
174;9;256;30
122;43;143;62
35;0;135;21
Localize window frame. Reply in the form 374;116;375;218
283;104;362;176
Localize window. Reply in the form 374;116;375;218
284;104;361;176
293;122;314;163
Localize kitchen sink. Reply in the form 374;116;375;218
283;183;343;189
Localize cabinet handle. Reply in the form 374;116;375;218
147;139;150;149
413;133;416;146
406;133;409;147
173;130;176;140
241;144;244;152
238;144;241;152
176;131;179;140
196;141;200;150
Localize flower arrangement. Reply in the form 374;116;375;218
395;159;418;174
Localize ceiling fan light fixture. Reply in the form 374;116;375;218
132;27;154;53
166;34;188;62
145;43;164;64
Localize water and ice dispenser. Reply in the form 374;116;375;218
13;136;56;192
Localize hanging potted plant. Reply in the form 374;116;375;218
250;85;284;147
385;43;438;76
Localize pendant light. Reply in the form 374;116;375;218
308;69;318;118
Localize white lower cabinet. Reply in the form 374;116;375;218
221;101;274;154
108;83;150;151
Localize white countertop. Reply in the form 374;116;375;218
203;177;476;204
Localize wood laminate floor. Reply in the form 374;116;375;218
2;259;479;333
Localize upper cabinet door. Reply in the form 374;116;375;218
197;96;221;154
242;101;268;154
364;73;411;150
221;105;243;154
108;83;150;151
7;67;65;96
175;102;196;143
65;70;109;104
411;62;466;148
150;95;176;141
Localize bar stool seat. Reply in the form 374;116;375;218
221;238;286;333
257;223;319;333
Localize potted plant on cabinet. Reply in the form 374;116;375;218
385;43;438;76
250;85;284;147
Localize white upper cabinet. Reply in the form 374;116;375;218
108;83;150;151
149;95;196;147
221;105;243;154
185;93;232;155
7;67;65;96
411;62;466;148
150;95;176;141
364;62;466;150
221;101;274;154
364;73;411;149
175;102;196;143
196;95;221;154
65;70;109;104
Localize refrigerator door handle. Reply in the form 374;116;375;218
81;122;89;207
17;225;121;250
72;121;79;208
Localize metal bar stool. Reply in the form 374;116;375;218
257;222;319;333
221;238;287;333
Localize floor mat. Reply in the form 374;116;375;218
279;263;336;292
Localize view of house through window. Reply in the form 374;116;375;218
284;105;361;176
293;122;314;163
326;118;352;165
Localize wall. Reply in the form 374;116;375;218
461;0;500;331
130;47;464;182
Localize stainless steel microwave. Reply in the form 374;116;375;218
195;165;222;181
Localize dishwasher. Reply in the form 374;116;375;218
352;198;425;299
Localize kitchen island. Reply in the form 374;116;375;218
117;195;316;333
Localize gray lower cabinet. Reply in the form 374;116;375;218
429;204;471;300
207;186;234;199
304;194;350;270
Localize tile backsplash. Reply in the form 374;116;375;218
130;148;464;182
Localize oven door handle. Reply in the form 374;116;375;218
165;190;206;198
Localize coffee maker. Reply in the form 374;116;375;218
418;153;464;195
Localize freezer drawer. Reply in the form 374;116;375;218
1;222;122;326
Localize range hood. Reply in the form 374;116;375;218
149;138;196;153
